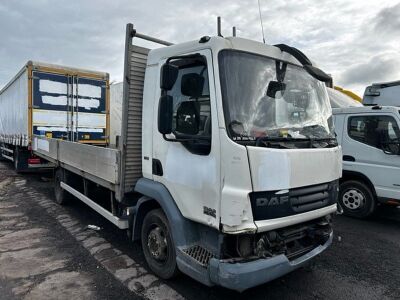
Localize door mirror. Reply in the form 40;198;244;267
266;81;286;98
160;64;179;90
158;95;173;134
175;101;200;135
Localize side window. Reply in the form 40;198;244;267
169;60;210;137
163;56;211;155
348;115;400;149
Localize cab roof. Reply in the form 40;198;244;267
146;36;303;67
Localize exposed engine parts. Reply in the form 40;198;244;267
224;215;333;261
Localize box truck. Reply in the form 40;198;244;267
0;61;110;171
31;23;341;291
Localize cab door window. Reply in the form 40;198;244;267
164;57;211;155
348;115;400;152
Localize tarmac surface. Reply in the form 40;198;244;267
0;160;399;299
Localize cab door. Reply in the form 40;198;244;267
152;49;221;229
343;112;400;199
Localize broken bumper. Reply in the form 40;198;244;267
208;232;333;292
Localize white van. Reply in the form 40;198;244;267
333;106;400;218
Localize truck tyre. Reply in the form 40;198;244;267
54;168;71;205
141;209;179;279
339;180;376;218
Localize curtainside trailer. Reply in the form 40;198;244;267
0;61;110;171
32;23;341;291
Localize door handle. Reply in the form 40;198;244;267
343;155;355;162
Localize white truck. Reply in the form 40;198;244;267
31;23;341;291
363;81;400;107
333;106;400;218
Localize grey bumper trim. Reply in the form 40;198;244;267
255;204;337;232
208;232;333;292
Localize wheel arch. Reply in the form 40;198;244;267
132;178;196;246
340;170;377;198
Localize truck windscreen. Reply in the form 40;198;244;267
219;50;334;144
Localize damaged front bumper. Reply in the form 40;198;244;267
208;232;333;292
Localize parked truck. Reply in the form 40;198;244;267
363;80;400;106
333;106;400;218
31;23;341;291
0;61;110;171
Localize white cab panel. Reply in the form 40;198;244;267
247;146;342;191
219;132;256;232
151;49;221;229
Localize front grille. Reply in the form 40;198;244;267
250;180;338;221
291;183;330;213
182;245;215;267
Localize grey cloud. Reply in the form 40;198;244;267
0;0;399;98
373;3;400;35
339;54;400;86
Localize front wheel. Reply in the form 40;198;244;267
141;209;179;279
338;180;376;218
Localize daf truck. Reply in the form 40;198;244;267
31;23;341;291
0;61;110;171
333;106;400;218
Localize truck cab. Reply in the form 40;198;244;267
140;35;341;289
333;106;400;218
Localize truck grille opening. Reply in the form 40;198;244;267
291;183;330;213
249;180;339;220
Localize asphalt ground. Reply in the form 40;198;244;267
0;160;399;299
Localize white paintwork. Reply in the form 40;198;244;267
33;110;105;129
247;146;342;191
333;106;400;201
149;49;221;229
36;127;103;133
37;139;50;152
39;79;67;94
255;204;337;232
219;130;256;232
0;68;28;145
42;95;100;110
109;82;123;146
78;83;102;99
363;82;400;106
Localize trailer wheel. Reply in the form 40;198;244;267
54;169;71;205
141;209;179;279
339;180;376;218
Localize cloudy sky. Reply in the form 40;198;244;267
1;0;399;96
